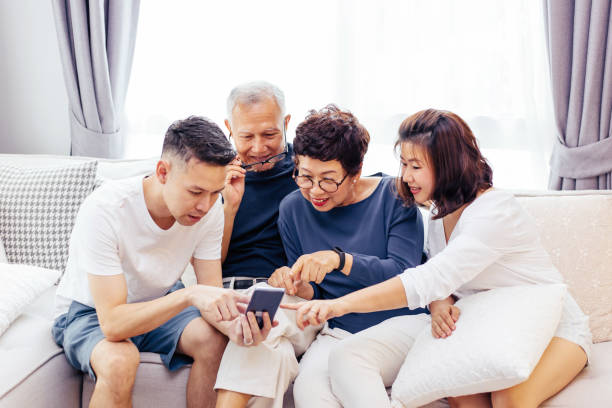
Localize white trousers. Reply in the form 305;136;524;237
328;293;591;408
214;283;432;408
214;284;322;408
328;314;430;408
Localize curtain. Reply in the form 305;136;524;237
544;0;612;190
52;0;140;158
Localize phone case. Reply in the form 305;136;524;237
245;287;285;328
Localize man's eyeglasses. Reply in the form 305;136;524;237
240;126;288;171
293;169;349;193
241;149;288;171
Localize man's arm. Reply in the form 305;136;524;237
221;208;237;263
220;160;246;262
193;258;223;287
193;258;274;346
89;272;247;342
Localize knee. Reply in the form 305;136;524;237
328;343;356;381
447;397;471;408
492;389;534;408
328;337;371;380
94;342;140;390
184;320;228;363
292;373;315;403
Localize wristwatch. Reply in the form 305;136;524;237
331;246;345;271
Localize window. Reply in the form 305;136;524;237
125;0;554;189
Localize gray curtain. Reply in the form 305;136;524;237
544;0;612;190
52;0;140;158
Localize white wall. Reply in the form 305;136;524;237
0;0;70;155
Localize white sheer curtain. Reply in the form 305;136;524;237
124;0;554;189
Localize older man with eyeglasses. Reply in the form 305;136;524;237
220;81;297;291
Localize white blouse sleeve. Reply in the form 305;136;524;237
400;232;503;309
400;192;534;309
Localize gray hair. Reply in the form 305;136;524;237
226;81;286;124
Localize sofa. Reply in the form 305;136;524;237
0;153;611;407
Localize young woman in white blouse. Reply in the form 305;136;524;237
283;109;591;408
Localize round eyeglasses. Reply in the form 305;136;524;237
293;170;349;193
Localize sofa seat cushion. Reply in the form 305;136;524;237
0;286;71;399
541;341;612;407
0;353;81;408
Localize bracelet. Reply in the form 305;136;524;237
331;246;345;271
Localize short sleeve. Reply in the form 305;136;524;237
71;198;124;276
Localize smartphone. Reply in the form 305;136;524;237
245;287;285;328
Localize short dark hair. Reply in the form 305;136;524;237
395;109;493;219
293;104;369;176
162;116;235;166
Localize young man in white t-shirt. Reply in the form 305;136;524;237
53;116;275;408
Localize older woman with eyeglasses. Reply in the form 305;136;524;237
214;104;431;408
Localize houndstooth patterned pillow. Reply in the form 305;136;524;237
0;161;98;272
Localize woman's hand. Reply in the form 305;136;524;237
268;266;299;295
290;250;341;284
280;299;345;330
429;297;461;338
269;266;315;299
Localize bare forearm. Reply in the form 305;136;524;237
221;207;236;263
206;317;234;337
100;288;191;342
337;276;408;315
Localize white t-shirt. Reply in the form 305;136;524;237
54;176;223;317
401;190;563;308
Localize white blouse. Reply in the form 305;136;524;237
400;190;563;309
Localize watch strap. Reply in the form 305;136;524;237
332;246;345;271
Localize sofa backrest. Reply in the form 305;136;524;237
0;154;157;181
515;190;612;343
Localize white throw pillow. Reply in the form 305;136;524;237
0;264;61;336
391;284;566;408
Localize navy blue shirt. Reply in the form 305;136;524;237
278;176;427;334
222;144;298;279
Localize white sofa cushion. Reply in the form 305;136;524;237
0;286;74;402
515;191;612;343
0;264;60;336
0;161;97;271
391;284;566;408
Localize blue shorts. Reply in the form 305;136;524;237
52;281;201;380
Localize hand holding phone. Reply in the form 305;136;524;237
245;287;285;328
